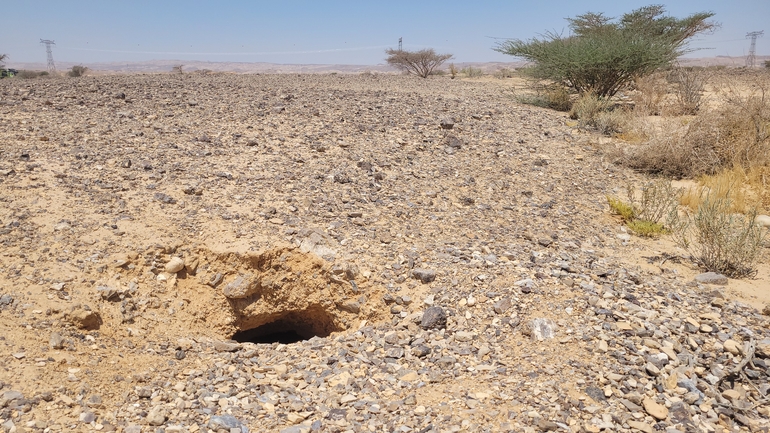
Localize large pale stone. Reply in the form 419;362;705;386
642;397;668;420
165;257;185;273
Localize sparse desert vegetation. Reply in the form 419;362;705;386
67;65;88;77
1;5;769;433
496;5;768;282
1;64;769;433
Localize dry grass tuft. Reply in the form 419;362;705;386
570;93;628;134
680;167;751;214
632;72;668;116
515;84;572;111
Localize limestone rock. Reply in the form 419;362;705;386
524;318;556;341
723;339;742;355
493;297;512;314
694;272;728;285
184;255;199;275
65;305;101;330
165;257;185;273
223;274;258;299
755;214;770;228
642;397;668;420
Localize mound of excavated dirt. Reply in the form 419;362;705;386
0;73;768;433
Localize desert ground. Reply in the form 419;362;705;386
0;71;769;433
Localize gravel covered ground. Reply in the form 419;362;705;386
0;73;769;433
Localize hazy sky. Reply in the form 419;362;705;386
2;1;768;65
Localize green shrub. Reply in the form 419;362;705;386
448;63;458;79
607;180;681;238
627;220;667;237
671;194;766;277
494;68;515;79
631;179;681;224
607;196;635;221
494;5;716;97
461;66;483;78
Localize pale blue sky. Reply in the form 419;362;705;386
2;1;767;65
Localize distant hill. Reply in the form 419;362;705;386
5;59;521;74
5;56;767;74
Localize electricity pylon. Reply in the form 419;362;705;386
745;31;763;68
40;39;56;72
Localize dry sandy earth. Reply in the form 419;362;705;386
0;73;768;433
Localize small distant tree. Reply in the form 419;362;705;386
385;48;452;78
68;65;88;77
494;5;717;98
0;54;7;68
448;63;458;79
172;64;184;74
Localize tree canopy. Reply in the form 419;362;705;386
495;5;717;97
385;48;452;79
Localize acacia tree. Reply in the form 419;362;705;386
0;54;7;68
495;5;717;97
385;48;452;78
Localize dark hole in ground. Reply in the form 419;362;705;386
231;307;338;345
232;326;306;344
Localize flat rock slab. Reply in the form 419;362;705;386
642;397;668;420
695;272;728;285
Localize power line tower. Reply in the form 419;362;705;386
40;39;56;72
745;31;763;68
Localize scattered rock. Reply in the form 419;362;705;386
755;214;770;228
213;341;241;352
337;300;361;314
493;297;512;314
222;274;257;299
65;305;101;330
208;414;244;431
642;397;668;420
146;406;167;426
420;306;447;330
694;272;728;285
411;268;436;284
49;332;65;349
524;318;556;341
164;257;185;273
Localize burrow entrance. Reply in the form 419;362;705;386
231;305;343;345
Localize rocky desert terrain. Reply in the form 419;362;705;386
0;72;769;433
